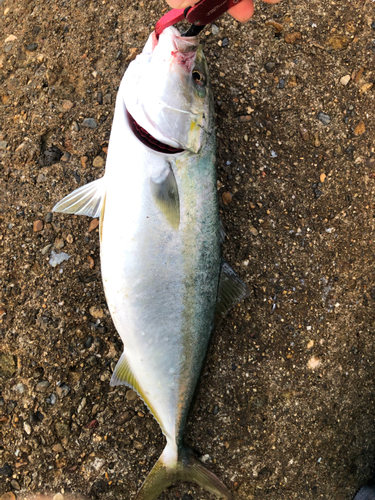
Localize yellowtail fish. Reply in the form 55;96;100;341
53;26;248;500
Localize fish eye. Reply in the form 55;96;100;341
192;69;205;86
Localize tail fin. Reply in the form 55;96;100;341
135;444;233;500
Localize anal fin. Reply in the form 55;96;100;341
110;352;137;389
215;260;250;324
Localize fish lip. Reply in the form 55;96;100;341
126;109;185;155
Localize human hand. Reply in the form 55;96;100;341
166;0;283;23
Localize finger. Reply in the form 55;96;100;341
166;0;199;8
228;0;254;23
262;0;283;3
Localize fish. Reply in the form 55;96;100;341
53;26;249;500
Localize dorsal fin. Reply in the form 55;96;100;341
52;178;105;218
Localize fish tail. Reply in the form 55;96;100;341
135;443;233;500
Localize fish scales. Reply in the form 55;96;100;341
53;27;249;500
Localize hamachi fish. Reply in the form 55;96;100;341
53;26;248;500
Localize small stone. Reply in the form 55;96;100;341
37;173;47;183
72;121;80;132
10;480;20;491
265;20;283;32
354;121;365;136
221;37;229;47
0;307;6;319
0;463;13;477
0;141;7;150
320;173;326;183
66;234;73;244
308;356;321;370
104;93;112;104
340;75;350;86
61;152;71;162
62;100;74;110
314;132;321;148
52;443;64;453
211;24;219;35
115;411;134;425
133;440;143;450
278;78;285;89
93;156;104;168
89;219;99;232
26;42;38;51
360;83;373;94
81;156;88;168
77;397;87;414
0;354;16;378
24;421;32;434
126;389;137;401
284;31;301;44
33;220;43;232
56;384;70;398
55;422;71;437
249;226;258;237
54;238;64;249
87;255;94;269
300;126;309;141
5;35;17;43
222;192;232;205
49;250;71;267
1;493;16;500
14;383;25;393
47;393;57;405
84;336;93;348
41;244;52;255
45;212;53;223
52;494;64;500
326;35;349;50
264;61;276;73
239;115;251;123
317;112;331;125
82;118;97;129
97;92;103;104
90;306;104;319
87;355;97;366
36;380;50;392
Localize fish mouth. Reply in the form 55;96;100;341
127;109;184;155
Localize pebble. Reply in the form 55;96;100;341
317;112;331;125
5;35;17;43
326;35;349;50
265;20;283;33
0;307;6;319
0;493;16;500
0;141;7;150
47;393;57;405
56;384;70;398
62;100;74;110
354;121;365;136
45;212;53;223
54;237;64;249
222;192;232;205
82;118;97;129
84;336;93;348
26;42;38;51
24;421;32;434
360;83;373;94
249;226;258;236
52;494;64;500
284;32;301;44
133;440;143;450
77;397;86;414
299;126;309;141
55;422;71;437
0;463;13;477
93;156;104;168
104;93;112;104
264;61;276;73
89;218;99;232
36;380;50;392
278;78;285;89
37;173;47;183
115;410;134;425
222;37;229;47
49;250;71;267
239;115;251;123
33;220;43;232
126;389;137;401
0;353;16;378
97;92;103;105
87;355;97;366
90;306;104;319
14;383;25;393
320;173;326;183
66;234;73;244
10;480;20;491
81;156;88;168
72;121;80;132
61;152;71;162
308;356;321;369
52;443;64;453
211;24;219;35
340;75;350;86
41;244;52;255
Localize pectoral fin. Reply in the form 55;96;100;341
215;261;250;324
150;164;180;230
52;178;105;218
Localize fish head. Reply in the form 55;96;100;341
123;27;212;154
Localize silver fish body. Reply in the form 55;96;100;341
53;27;248;500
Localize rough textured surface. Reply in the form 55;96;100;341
0;1;375;499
